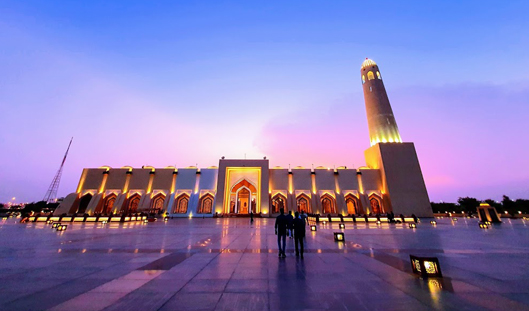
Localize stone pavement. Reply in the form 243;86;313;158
1;217;529;310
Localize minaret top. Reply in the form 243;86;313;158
361;58;377;69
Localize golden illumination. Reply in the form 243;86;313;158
76;170;88;193
361;58;377;68
223;167;261;214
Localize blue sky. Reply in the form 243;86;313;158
1;0;528;203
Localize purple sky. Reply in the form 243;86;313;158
1;1;528;204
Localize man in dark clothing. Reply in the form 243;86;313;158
293;211;306;258
286;210;294;238
275;208;288;257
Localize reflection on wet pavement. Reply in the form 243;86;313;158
1;217;529;310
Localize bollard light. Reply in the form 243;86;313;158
102;220;107;224
57;224;68;231
144;219;149;223
310;225;317;232
479;223;489;229
484;221;491;225
452;218;458;221
430;220;437;225
410;255;442;278
409;223;417;229
333;232;345;242
339;224;345;229
322;220;327;225
52;222;60;228
164;217;169;222
46;220;53;224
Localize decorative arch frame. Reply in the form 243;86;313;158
368;193;384;215
271;193;288;213
296;193;311;213
344;193;360;215
198;193;214;214
367;71;375;80
230;178;258;194
150;193;166;214
100;193;117;214
174;193;190;214
127;193;141;214
321;193;336;214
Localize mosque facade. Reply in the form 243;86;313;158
54;59;433;218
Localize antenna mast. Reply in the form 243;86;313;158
43;137;73;203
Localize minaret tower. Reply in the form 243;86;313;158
361;58;433;217
361;58;402;146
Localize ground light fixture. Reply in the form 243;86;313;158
479;223;489;229
310;225;317;232
164;217;169;222
334;232;345;242
101;220;107;224
484;221;491;225
144;219;149;223
339;224;345;229
410;255;442;278
322;220;327;225
376;220;381;225
430;220;437;225
52;222;60;229
452;218;458;221
409;223;417;229
46;220;53;224
56;224;68;232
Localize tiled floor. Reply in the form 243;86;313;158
1;217;529;310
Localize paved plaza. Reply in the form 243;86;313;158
1;217;529;311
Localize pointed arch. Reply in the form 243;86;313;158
271;193;287;214
369;194;384;214
173;193;189;214
296;193;311;213
321;193;336;214
367;71;375;80
126;193;141;214
100;193;117;214
231;179;257;193
198;193;214;214
150;193;166;214
77;193;92;214
344;193;360;215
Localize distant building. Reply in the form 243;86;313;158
55;59;433;217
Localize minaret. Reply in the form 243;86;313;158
361;58;433;217
361;58;402;146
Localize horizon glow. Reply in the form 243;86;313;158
1;1;528;203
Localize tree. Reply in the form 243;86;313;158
502;195;515;214
457;197;480;214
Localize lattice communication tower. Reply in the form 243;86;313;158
43;137;73;203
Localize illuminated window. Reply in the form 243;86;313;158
367;71;375;80
376;71;381;79
362;75;365;84
127;194;141;213
101;193;117;214
272;193;287;213
150;194;165;214
321;193;336;214
345;194;360;215
174;194;189;214
198;194;214;214
369;86;372;92
369;194;384;214
296;194;311;213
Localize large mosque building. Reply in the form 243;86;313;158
54;59;433;218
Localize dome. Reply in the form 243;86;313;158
361;58;377;69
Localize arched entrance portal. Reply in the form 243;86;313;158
229;179;258;214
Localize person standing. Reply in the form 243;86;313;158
250;211;254;224
293;211;306;258
275;208;288;257
286;210;294;238
300;210;308;226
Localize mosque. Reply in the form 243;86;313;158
54;59;433;218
